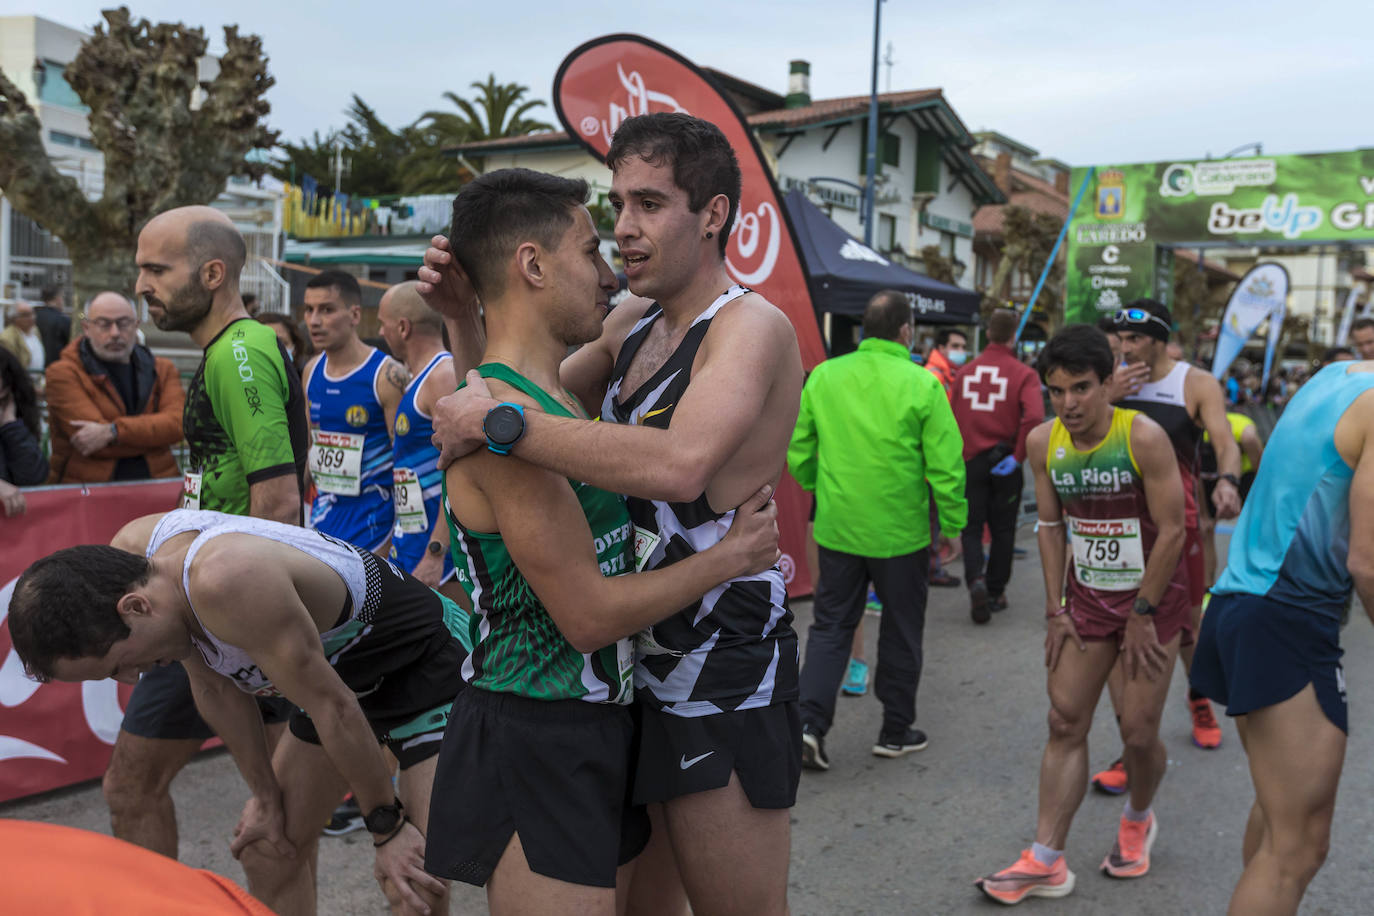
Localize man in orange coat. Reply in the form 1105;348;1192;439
45;292;184;483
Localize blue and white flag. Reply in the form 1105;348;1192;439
1212;263;1289;383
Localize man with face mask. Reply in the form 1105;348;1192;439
925;328;969;398
100;206;310;862
788;290;966;770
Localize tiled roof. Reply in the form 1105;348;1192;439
449;131;577;153
972;157;1069;236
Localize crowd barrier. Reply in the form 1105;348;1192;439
0;479;181;803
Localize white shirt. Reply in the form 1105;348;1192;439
19;327;43;371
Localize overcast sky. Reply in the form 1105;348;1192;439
7;0;1368;167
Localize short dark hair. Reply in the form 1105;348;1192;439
8;546;151;682
0;346;42;438
448;168;589;301
306;269;362;306
862;291;909;340
987;308;1019;344
936;328;968;348
607;113;742;258
1096;314;1121;336
1321;346;1355;364
1038;323;1115;383
1351;317;1374;334
242;293;258;307
39;284;61;304
185;219;247;280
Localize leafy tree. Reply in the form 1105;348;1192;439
982;206;1063;327
0;7;275;305
918;245;956;285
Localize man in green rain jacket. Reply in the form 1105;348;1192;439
788;290;967;770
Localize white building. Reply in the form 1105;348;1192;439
448;61;1002;292
0;14;287;312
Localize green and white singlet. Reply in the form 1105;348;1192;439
445;363;634;704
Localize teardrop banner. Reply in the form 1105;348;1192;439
554;34;820;596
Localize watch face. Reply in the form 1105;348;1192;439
365;804;403;835
427;540;443;556
485;405;523;445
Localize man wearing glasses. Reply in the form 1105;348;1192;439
44;291;185;484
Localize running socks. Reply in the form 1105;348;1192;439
1123;802;1151;823
1031;842;1063;866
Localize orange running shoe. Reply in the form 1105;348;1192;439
1101;812;1158;878
1091;758;1129;795
1189;697;1222;749
975;849;1076;905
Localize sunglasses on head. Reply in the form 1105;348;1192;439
1114;308;1171;334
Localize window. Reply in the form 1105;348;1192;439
48;130;96;151
858;124;902;172
879;214;897;254
35;60;87;111
940;231;956;259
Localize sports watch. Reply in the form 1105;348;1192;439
1132;597;1157;617
427;540;444;557
483;402;526;455
1219;473;1241;488
363;797;405;836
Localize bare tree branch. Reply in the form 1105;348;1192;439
0;68;96;248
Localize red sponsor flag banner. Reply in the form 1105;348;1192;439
554;34;821;596
0;480;181;802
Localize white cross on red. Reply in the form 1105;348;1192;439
962;365;1008;412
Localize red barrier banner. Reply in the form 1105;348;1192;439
0;480;181;803
554;34;819;596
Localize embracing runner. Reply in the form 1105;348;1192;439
420;168;781;916
977;324;1188;904
8;508;469;916
423;114;803;916
303;270;408;554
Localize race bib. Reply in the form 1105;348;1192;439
309;430;364;496
392;468;427;534
1068;516;1145;592
180;471;202;510
632;525;661;573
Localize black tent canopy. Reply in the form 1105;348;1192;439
783;190;981;326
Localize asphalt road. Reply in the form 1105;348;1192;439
5;529;1371;915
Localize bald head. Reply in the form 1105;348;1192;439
378;281;445;364
83;292;138;363
137;206;247;337
86;292;136;318
141;206;246;278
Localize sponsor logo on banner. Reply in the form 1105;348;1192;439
1159;159;1277;198
1095;170;1125;219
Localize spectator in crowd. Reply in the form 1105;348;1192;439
44;292;184;484
951;308;1044;623
790;290;967;770
258;311;311;374
924;327;969;396
1;302;45;372
242;292;259;318
1320;347;1355;369
34;285;72;368
0;346;48;516
1350;316;1374;361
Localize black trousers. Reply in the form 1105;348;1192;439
799;546;929;738
960;449;1025;597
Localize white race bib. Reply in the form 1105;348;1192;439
309;429;364;496
181;471;202;510
1068;516;1145;592
392;467;427;534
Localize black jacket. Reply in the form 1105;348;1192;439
32;306;70;368
0;419;48;485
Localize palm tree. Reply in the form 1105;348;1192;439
422;75;554;142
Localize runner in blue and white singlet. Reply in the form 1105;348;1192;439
601;285;798;717
306;347;395;551
390;352;456;581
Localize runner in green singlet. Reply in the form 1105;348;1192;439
422;169;780;916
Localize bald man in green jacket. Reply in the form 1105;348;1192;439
788;290;967;770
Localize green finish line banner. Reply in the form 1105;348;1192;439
1064;148;1374;324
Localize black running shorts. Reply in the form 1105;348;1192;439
424;687;649;889
1191;592;1348;734
120;662;291;741
632;700;801;809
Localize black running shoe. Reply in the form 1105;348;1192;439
970;578;990;624
801;726;830;771
872;728;929;758
322;795;364;836
990;593;1009;613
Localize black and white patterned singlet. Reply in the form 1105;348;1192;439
601;285;798;718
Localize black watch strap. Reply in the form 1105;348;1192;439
1132;597;1157;616
1219;473;1241;487
364;797;405;836
427;539;444;556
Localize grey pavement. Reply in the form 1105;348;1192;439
5;528;1372;914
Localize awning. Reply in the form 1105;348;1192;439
783;190;981;325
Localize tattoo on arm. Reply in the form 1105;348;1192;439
384;361;410;393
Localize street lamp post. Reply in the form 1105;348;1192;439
862;0;883;247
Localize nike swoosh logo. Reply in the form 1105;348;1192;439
679;751;714;770
642;403;674;420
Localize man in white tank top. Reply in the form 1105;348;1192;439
7;509;468;916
